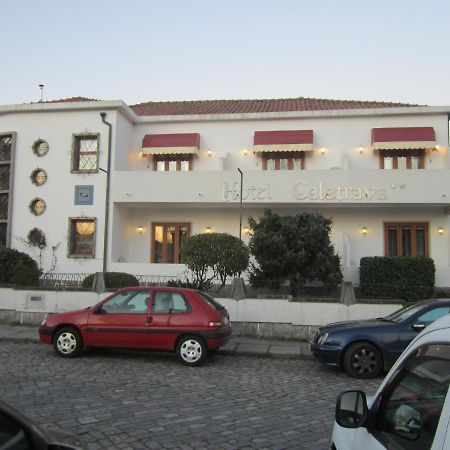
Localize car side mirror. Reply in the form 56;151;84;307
92;306;106;315
412;322;426;332
335;390;368;428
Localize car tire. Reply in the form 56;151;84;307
176;335;207;366
53;327;83;358
343;342;382;379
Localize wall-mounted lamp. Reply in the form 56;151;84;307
361;226;368;235
438;226;444;235
137;225;144;234
433;145;440;152
205;226;212;234
206;150;212;157
320;147;326;155
358;146;364;154
243;148;248;156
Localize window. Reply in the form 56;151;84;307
152;291;190;313
416;307;450;328
374;344;450;450
29;198;46;216
32;139;49;157
385;223;428;257
152;223;190;263
30;168;47;186
153;155;192;171
69;218;96;257
101;291;150;314
72;135;98;172
262;152;304;170
0;133;14;249
380;150;424;169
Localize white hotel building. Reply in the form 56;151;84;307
0;97;449;286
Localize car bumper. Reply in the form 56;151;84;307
309;342;342;367
204;326;232;349
39;325;54;344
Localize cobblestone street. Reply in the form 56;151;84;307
0;341;381;449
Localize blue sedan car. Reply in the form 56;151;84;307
309;299;450;379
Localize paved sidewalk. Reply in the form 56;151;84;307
0;324;314;360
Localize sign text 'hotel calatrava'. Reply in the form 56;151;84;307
222;181;390;202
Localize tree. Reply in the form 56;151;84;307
248;210;342;294
181;233;249;289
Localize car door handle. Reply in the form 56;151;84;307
146;316;153;325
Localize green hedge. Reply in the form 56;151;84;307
0;248;41;286
359;256;435;302
82;272;139;289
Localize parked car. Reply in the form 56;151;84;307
332;312;450;450
39;287;231;366
310;299;450;378
0;399;85;449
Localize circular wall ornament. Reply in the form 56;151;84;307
27;228;46;248
32;139;49;157
30;168;48;186
29;198;46;216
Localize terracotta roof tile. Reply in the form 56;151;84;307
130;97;418;116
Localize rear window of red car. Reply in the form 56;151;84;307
198;292;225;311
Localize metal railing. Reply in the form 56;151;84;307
39;273;93;289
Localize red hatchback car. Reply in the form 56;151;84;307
39;287;232;366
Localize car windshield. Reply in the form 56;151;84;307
383;304;428;323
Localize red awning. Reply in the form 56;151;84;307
371;127;435;150
253;130;313;152
142;133;200;155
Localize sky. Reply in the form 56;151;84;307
2;0;450;107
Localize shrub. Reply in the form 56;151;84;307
181;233;249;289
81;272;139;289
248;210;342;294
0;248;41;286
359;256;435;302
167;278;202;290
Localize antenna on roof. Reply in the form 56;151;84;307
38;84;44;102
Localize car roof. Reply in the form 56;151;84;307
416;298;450;305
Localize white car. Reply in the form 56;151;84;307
332;313;450;450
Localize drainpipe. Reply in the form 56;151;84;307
100;112;112;274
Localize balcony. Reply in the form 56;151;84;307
112;169;450;207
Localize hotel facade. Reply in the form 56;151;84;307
1;97;449;286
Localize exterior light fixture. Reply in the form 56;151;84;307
361;226;368;235
243;148;248;156
243;227;253;236
433;145;440;152
205;226;212;234
438;226;444;235
358;146;364;154
320;147;326;155
207;150;212;157
137;225;144;234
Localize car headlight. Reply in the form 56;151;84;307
318;333;328;344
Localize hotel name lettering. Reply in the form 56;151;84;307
222;181;389;202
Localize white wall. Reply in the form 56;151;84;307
0;288;402;327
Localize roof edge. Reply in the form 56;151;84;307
133;105;450;123
0;100;138;122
